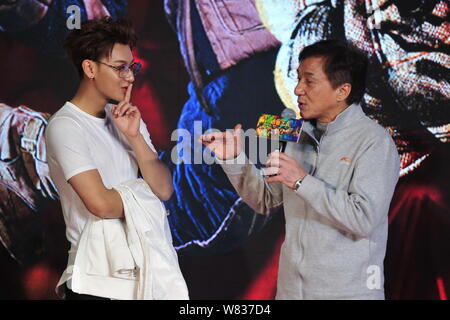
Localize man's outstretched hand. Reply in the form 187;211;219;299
199;124;243;160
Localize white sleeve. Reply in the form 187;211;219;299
45;117;97;181
139;119;157;153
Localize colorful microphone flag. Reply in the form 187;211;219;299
256;114;303;142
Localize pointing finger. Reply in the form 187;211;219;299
125;83;133;103
201;132;225;143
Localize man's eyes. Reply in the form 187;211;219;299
298;77;313;84
117;63;136;71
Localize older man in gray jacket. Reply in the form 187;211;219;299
200;40;400;300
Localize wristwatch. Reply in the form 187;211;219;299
293;176;306;191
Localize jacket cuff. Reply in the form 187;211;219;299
217;151;248;175
294;174;321;201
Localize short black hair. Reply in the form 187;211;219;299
299;39;368;105
64;17;137;78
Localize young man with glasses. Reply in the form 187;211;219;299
45;17;174;300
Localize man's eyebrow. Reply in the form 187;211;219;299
298;71;316;78
112;59;135;64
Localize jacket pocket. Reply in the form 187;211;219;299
211;0;264;34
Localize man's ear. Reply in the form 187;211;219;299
81;59;96;79
337;83;351;102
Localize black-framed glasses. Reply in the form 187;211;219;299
96;61;141;78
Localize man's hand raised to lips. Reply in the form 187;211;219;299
112;84;141;139
264;151;308;190
199;124;244;160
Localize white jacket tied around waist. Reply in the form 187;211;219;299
57;178;189;300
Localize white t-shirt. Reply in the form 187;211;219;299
45;101;157;296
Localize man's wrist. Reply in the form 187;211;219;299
215;151;245;164
127;133;158;159
293;175;307;191
126;132;143;144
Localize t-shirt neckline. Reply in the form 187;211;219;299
66;101;107;123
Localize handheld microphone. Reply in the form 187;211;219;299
256;108;303;177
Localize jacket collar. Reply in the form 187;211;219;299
301;103;365;142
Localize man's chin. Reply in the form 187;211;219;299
299;111;311;120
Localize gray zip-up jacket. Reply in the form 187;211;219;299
220;104;400;299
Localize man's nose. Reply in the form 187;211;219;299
294;82;305;96
124;70;135;82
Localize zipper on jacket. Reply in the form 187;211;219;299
311;126;328;176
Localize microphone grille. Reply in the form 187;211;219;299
281;108;296;119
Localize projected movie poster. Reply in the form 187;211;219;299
0;0;448;299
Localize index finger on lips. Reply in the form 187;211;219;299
125;83;133;103
118;103;129;116
114;101;126;116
